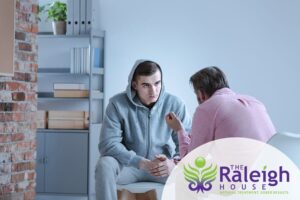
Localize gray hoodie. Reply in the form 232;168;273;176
99;60;191;168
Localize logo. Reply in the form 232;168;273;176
162;138;300;200
183;156;218;193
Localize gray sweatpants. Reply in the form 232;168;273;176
95;156;167;200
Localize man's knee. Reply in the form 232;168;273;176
95;156;120;177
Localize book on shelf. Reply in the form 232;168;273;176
48;110;89;129
66;0;91;35
37;110;47;129
70;47;90;74
48;110;88;119
53;83;87;90
48;119;88;129
53;89;89;98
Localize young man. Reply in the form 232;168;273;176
95;60;191;200
166;66;276;157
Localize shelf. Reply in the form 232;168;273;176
38;92;89;100
38;91;103;100
37;128;89;133
38;31;105;39
38;68;104;75
38;33;90;38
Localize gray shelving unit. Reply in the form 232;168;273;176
36;30;105;200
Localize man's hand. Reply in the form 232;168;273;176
165;112;184;132
139;159;155;173
149;154;176;177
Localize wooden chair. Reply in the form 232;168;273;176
117;182;164;200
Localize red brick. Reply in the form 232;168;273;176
12;92;26;101
11;151;35;162
13;103;27;112
0;103;14;111
30;63;38;73
13;72;25;81
6;82;20;91
5;82;27;91
30;141;36;150
12;113;26;122
17;12;31;23
0;134;11;143
11;133;25;142
0;144;11;153
24;190;35;200
32;4;38;14
31;24;38;33
0;184;14;195
26;181;35;190
26;172;35;181
0;113;13;122
0;82;5;90
15;31;26;41
26;93;36;101
4;0;38;198
16;73;37;83
12;162;36;172
29;122;37;130
19;42;32;51
11;173;25;183
16;1;20;9
15;141;32;152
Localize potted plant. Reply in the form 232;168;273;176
40;1;67;35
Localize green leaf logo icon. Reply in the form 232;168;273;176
184;156;218;193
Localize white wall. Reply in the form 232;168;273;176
98;0;300;133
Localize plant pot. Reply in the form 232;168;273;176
52;21;66;35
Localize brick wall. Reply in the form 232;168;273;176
0;0;38;199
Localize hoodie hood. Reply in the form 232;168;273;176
126;59;165;108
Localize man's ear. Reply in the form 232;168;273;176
199;90;208;102
132;81;137;90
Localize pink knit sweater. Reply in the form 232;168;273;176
178;88;276;158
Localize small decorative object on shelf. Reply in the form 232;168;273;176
39;1;67;35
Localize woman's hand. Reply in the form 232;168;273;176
165;112;184;132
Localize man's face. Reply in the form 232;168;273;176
132;70;162;106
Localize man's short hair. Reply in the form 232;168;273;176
132;61;162;81
190;66;229;97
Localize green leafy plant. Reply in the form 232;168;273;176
39;1;67;22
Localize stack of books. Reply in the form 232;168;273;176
48;110;89;129
53;83;89;98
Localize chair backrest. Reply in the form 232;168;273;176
267;132;300;168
